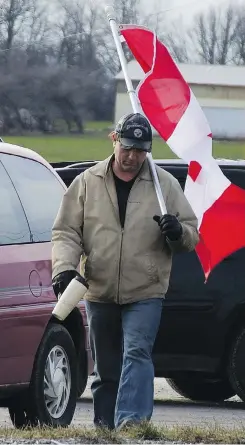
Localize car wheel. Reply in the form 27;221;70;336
229;325;245;402
8;395;38;429
166;374;235;402
29;323;77;427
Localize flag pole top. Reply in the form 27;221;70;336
105;5;117;21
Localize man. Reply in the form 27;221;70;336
52;112;199;430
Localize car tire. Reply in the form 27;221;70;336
29;323;77;427
166;374;235;402
8;394;38;429
229;325;245;402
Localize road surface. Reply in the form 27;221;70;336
0;378;245;429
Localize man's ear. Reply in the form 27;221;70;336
108;131;117;142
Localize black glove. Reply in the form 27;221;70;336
52;270;80;298
153;214;183;241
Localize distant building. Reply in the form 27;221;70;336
115;61;245;139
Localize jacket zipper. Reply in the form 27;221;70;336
116;176;141;304
117;228;124;304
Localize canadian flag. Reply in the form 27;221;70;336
120;25;245;279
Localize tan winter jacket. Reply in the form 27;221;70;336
52;156;199;304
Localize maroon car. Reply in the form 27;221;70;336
0;143;92;428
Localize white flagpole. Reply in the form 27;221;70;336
105;5;167;215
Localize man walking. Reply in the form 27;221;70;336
52;113;199;430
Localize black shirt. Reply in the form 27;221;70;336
113;173;136;228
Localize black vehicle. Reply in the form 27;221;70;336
53;158;245;404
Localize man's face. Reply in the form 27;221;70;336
114;140;147;173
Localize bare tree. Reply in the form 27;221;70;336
0;0;32;50
164;33;190;63
95;0;143;76
0;66;32;131
188;4;238;65
141;0;167;35
26;1;50;45
110;0;141;24
161;16;192;63
0;0;185;133
0;0;51;70
55;0;101;70
233;8;245;64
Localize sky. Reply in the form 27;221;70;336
46;0;245;32
48;0;245;23
142;0;245;24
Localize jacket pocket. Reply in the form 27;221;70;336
85;250;110;281
144;254;159;284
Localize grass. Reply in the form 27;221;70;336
85;120;113;130
3;133;245;163
53;119;113;133
4;134;114;162
1;422;245;443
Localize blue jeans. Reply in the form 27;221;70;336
85;298;163;429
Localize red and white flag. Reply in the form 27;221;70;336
120;25;245;279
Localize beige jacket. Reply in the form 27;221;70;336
52;156;199;304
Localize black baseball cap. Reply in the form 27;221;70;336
115;113;152;152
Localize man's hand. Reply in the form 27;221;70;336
52;270;80;298
153;214;183;241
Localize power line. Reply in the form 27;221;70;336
147;0;228;18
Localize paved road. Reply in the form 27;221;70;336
73;378;245;429
1;378;245;429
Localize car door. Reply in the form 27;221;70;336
0;158;34;385
0;153;66;385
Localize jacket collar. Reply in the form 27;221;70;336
88;155;152;181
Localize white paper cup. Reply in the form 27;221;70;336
52;276;88;321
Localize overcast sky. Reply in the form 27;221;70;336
47;0;245;30
49;0;245;23
142;0;245;24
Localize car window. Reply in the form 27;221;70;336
0;154;65;243
162;166;187;191
222;169;245;189
0;161;31;245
